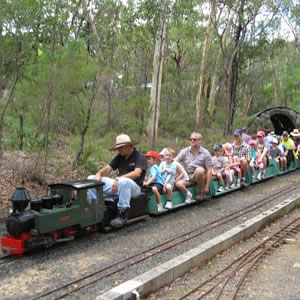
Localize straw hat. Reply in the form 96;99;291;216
109;134;137;151
290;129;300;137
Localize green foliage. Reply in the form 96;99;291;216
3;115;52;150
0;0;299;174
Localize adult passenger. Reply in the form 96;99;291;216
265;131;276;145
255;130;269;178
88;134;147;228
242;127;252;144
281;131;296;166
290;129;300;164
232;129;251;186
176;132;212;201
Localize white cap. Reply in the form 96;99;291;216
159;148;167;156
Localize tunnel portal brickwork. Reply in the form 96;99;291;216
249;107;300;135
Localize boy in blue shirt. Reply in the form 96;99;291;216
144;151;164;212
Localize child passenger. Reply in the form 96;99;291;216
256;144;265;180
223;143;241;187
169;149;193;204
248;139;257;178
159;148;184;209
144;151;164;212
269;138;284;170
212;144;231;192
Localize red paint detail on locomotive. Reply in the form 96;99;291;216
52;231;60;241
51;227;77;241
1;233;31;255
63;227;77;236
59;216;70;223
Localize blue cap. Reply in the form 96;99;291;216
242;126;248;132
234;129;242;136
214;143;223;150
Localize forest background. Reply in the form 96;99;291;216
0;0;299;200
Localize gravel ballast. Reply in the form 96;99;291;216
1;170;300;299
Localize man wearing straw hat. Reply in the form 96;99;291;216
290;129;300;163
88;134;147;228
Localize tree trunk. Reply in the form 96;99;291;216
44;82;53;173
164;29;169;116
273;66;280;105
19;114;24;151
0;76;18;161
72;0;102;168
73;74;101;168
242;58;254;115
208;10;234;119
147;1;168;148
223;0;246;135
195;0;216;126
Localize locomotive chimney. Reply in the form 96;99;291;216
11;187;31;213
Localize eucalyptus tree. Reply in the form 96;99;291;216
166;0;205;123
0;0;88;161
147;0;168;146
214;0;285;134
195;0;217;126
0;0;41;160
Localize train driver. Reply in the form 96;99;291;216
88;134;147;228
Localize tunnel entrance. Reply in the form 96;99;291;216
249;106;300;135
270;113;295;135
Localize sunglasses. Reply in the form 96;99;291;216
190;138;199;141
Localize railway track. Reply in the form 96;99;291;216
178;214;300;300
30;184;299;300
0;254;20;265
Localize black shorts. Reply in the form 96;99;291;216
150;183;164;194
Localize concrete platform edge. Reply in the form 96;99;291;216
95;194;300;300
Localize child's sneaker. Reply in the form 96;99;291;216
217;186;224;192
185;191;193;204
165;201;172;209
157;203;163;212
240;178;246;187
257;173;261;180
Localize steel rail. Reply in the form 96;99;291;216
231;217;300;300
31;184;298;300
178;215;300;300
0;255;19;265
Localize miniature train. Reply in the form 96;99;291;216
1;159;299;255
